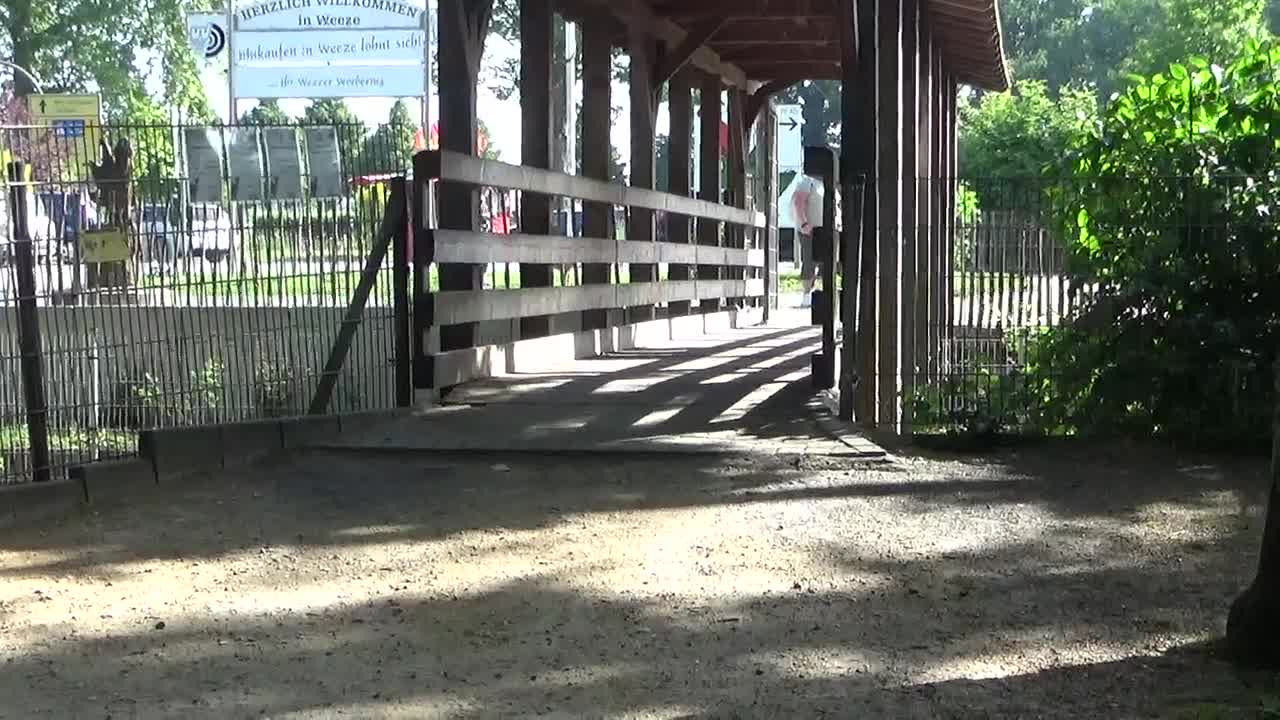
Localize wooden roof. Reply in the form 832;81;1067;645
557;0;1010;92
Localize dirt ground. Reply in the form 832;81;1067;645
0;444;1275;719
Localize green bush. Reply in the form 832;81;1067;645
1035;41;1280;447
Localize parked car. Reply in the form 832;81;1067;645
0;187;58;264
140;202;235;264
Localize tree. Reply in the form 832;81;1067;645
2;0;214;119
362;100;419;174
301;99;369;174
996;0;1274;100
775;80;841;149
958;80;1097;207
1121;0;1272;82
240;101;291;126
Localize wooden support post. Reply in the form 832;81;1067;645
580;17;612;330
520;0;554;338
929;44;945;384
697;73;723;314
854;0;880;426
437;0;493;351
944;74;957;346
876;0;903;429
627;27;659;323
727;87;748;307
913;13;932;425
899;0;919;435
806;146;838;391
837;0;862;422
761;98;779;322
7;162;51;483
667;69;694;316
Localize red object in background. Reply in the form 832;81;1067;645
426;123;489;154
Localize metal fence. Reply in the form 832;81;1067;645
0;121;413;484
901;175;1277;438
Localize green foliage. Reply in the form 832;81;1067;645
1121;0;1272;89
254;361;298;418
959;81;1098;207
3;0;215;118
361;100;419;175
997;0;1273;100
1039;41;1280;446
775;80;842;149
240;101;292;126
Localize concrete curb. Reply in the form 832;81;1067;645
810;392;893;461
0;409;411;519
0;477;88;529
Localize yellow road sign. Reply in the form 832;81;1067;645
27;94;100;123
81;228;131;264
26;94;101;140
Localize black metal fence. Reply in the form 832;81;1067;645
900;175;1277;440
0;121;413;484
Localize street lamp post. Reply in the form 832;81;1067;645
0;61;46;95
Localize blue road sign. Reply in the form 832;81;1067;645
52;120;86;138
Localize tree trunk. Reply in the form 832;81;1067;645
1226;354;1280;666
8;0;40;96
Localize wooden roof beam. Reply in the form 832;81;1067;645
571;0;748;88
655;18;726;85
652;0;838;17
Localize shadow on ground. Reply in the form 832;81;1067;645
0;441;1273;718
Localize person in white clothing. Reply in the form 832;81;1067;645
789;173;825;307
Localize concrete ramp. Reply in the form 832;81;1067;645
325;311;884;457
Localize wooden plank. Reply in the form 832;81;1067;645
431;230;764;267
520;0;555;338
433;279;764;325
419;150;765;228
838;0;860;421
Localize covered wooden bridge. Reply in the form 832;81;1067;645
408;0;1009;437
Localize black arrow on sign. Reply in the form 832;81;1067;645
40;99;48;114
780;117;799;131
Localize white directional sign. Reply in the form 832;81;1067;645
776;104;804;173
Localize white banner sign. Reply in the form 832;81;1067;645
227;127;265;201
184;128;225;204
235;0;425;30
776;104;804;172
305;127;345;198
234;63;425;98
187;12;229;61
234;29;424;64
263;127;304;199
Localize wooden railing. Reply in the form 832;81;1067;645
411;150;770;389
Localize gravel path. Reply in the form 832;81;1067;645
0;444;1272;718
